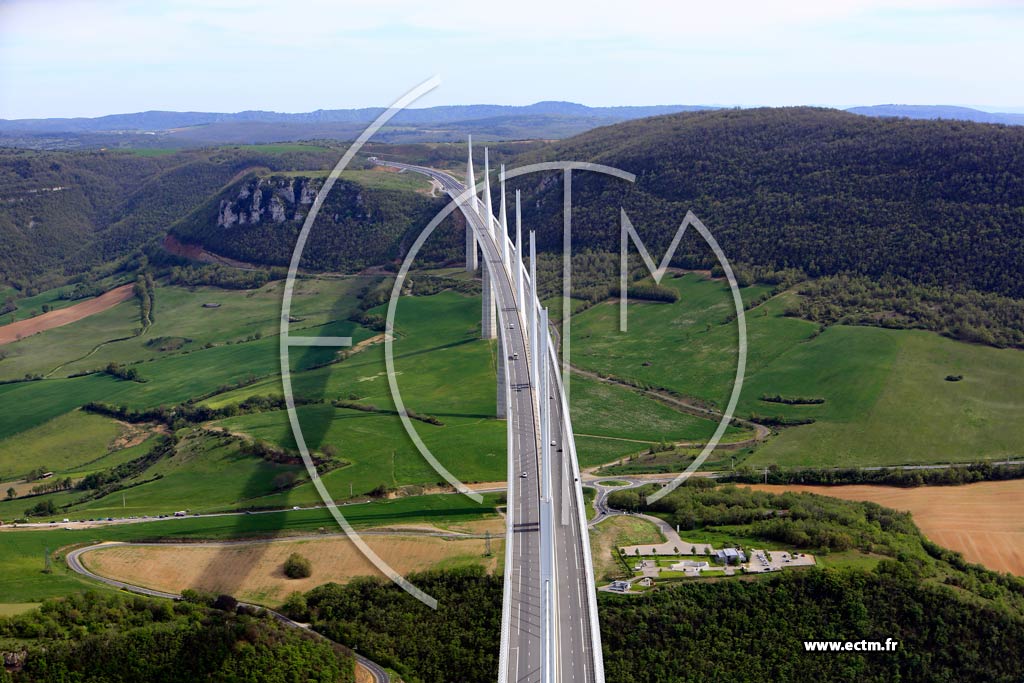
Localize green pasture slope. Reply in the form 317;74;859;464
571;273;807;407
0;410;124;481
569;375;746;444
214;290;510;495
573;272;1024;468
744;326;1024;467
211;289;713;493
0;335;343;440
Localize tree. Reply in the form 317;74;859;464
281;591;310;621
5;487;14;500
284;552;313;579
213;594;238;612
25;499;56;517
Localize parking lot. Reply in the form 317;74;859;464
744;549;816;573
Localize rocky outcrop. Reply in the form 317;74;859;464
3;649;27;672
216;176;320;229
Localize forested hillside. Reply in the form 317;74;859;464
0;145;341;289
510;107;1024;297
0;591;354;682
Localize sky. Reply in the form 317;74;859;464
0;0;1022;119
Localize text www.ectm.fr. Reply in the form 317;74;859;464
804;639;899;652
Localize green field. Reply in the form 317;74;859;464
0;286;101;327
271;169;434;194
571;274;812;408
572;435;646;470
0;280;723;492
209;289;710;488
0;317;372;441
0;288;79;325
744;326;1024;467
0;603;39;616
569;375;745;443
0;297;141;380
0;410;125;481
0;276;370;381
0;275;130;327
574;272;1024;468
213;290;509;495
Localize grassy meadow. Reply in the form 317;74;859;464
572;272;1024;468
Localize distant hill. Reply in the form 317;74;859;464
0;102;714;149
0;102;709;133
847;104;1024;126
5;106;1024;297
510;106;1024;298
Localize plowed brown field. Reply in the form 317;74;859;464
0;284;134;345
83;533;500;606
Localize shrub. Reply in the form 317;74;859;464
180;589;216;606
284;553;313;579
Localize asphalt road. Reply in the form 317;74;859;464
382;160;600;682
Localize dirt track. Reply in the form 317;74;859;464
0;284;134;345
747;481;1024;575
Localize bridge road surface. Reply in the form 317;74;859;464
380;161;599;683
